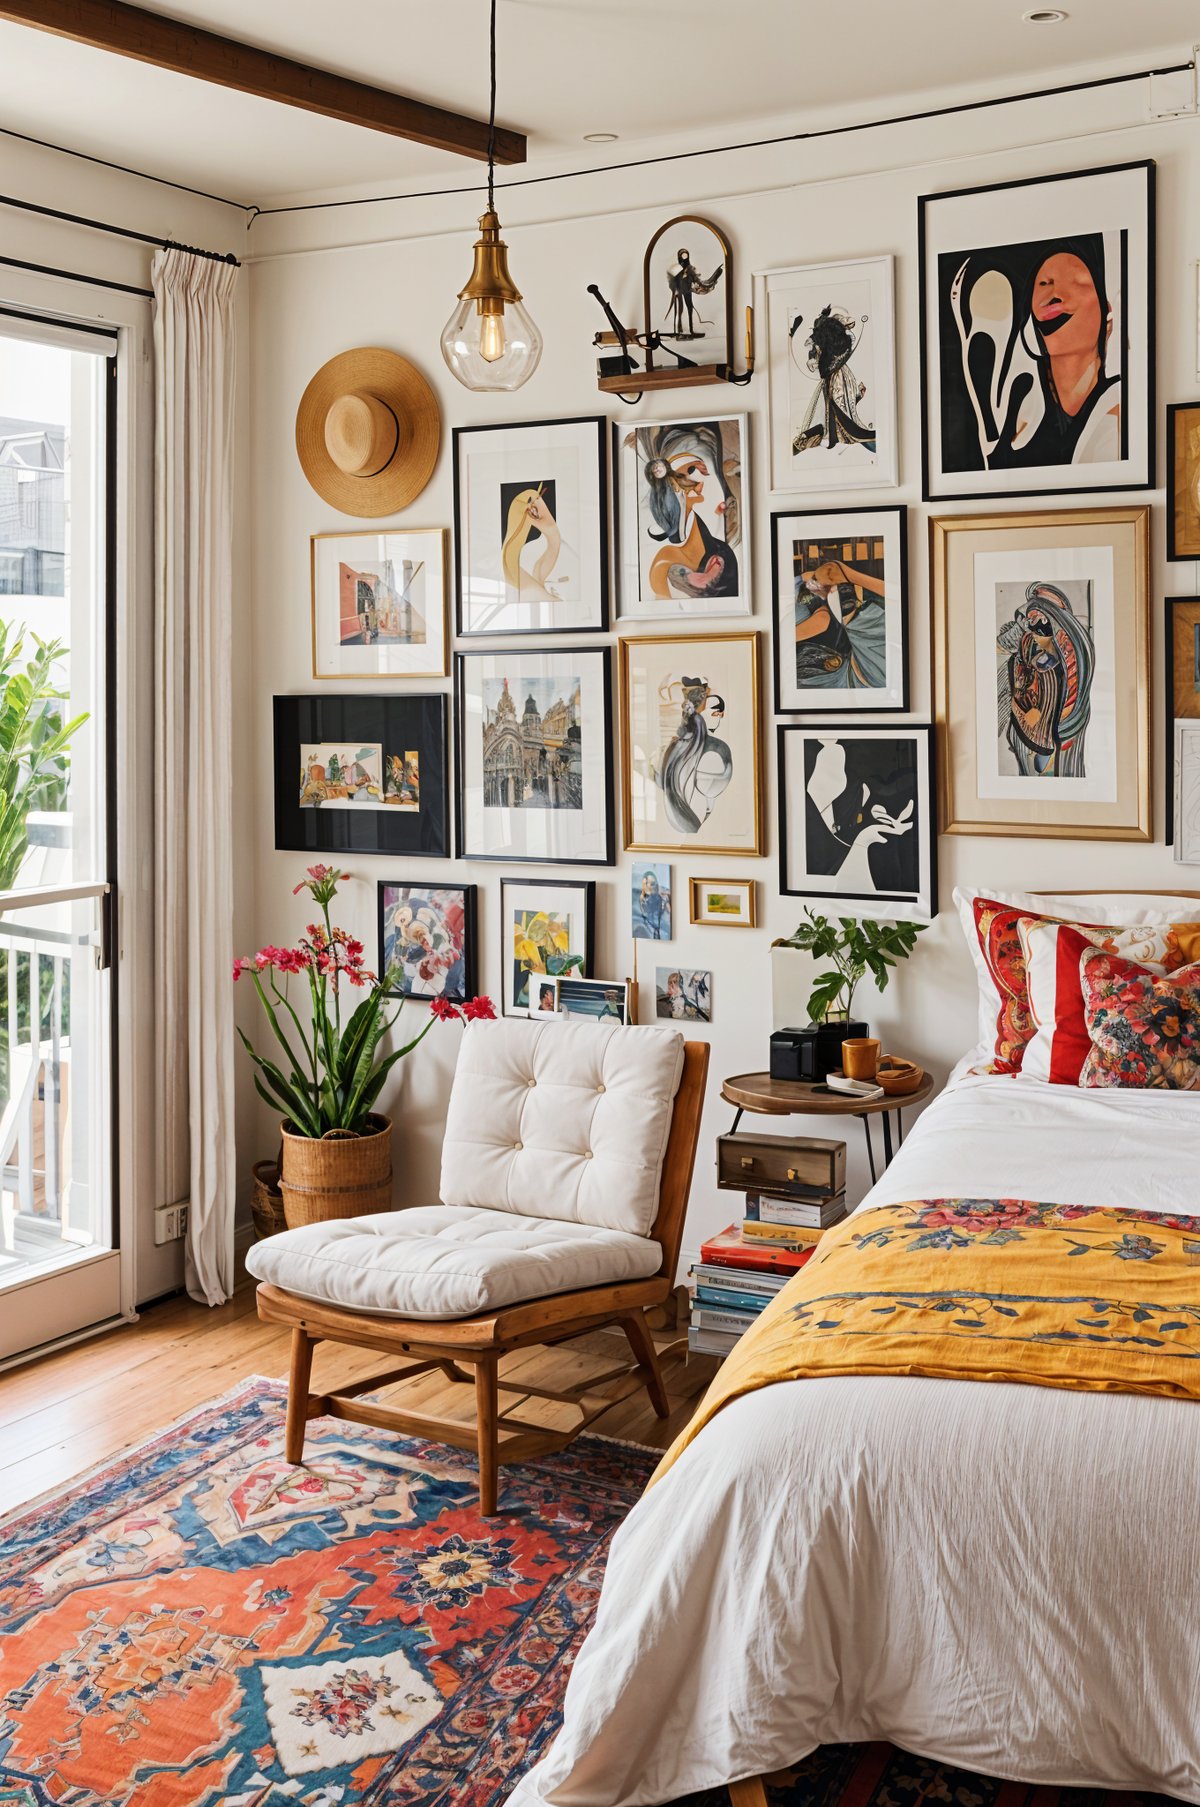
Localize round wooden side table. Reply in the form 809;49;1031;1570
720;1070;936;1187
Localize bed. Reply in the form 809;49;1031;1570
505;1056;1200;1807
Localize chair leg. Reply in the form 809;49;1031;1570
285;1328;314;1465
729;1780;770;1807
474;1356;499;1515
621;1310;670;1418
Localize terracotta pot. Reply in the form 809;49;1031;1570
278;1114;393;1229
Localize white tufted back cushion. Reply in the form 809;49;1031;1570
439;1017;686;1237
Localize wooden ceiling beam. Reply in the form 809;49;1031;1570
0;0;527;164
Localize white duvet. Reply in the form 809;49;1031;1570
507;1068;1200;1806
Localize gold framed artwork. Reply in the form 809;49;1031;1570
311;527;448;679
1167;404;1200;561
618;632;763;856
1164;598;1200;860
688;877;756;927
932;506;1150;842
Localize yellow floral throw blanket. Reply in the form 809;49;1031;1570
654;1199;1200;1483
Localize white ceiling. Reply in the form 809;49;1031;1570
0;0;1195;209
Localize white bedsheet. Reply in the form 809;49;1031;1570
507;1069;1200;1806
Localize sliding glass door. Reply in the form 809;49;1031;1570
0;311;119;1359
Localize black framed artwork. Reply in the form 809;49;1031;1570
777;723;938;924
273;693;449;858
453;417;609;637
771;505;908;714
918;160;1156;502
455;647;615;865
377;881;478;1004
500;875;596;1017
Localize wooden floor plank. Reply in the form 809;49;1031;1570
0;1286;718;1514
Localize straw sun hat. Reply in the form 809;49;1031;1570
295;346;440;517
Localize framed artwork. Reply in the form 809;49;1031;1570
311;528;447;679
377;882;477;1003
1165;599;1200;852
631;860;672;941
551;976;633;1025
761;256;897;491
919;160;1156;501
455;648;614;865
273;694;449;858
771;505;908;714
619;632;763;856
501;876;595;1018
778;724;937;925
932;507;1150;843
655;966;711;1023
615;414;750;618
453;418;608;636
1167;404;1200;560
689;877;755;928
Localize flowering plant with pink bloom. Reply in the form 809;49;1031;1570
234;865;495;1137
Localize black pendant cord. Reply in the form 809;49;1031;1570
486;0;497;213
255;56;1192;220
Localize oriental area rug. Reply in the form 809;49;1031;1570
0;1381;1183;1807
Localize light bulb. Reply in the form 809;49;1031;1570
479;311;506;362
440;208;543;392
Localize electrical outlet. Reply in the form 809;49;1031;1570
154;1202;189;1246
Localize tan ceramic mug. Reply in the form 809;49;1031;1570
842;1036;881;1081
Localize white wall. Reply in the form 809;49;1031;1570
1;139;256;1302
243;78;1200;1262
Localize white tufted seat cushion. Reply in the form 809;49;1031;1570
243;1204;663;1320
439;1018;685;1237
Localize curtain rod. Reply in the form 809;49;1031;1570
0;252;153;300
0;193;241;266
250;56;1193;220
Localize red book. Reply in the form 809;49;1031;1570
698;1223;817;1275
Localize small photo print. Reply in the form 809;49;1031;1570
554;977;632;1024
299;742;385;810
532;977;562;1015
631;862;672;940
690;877;755;926
656;966;711;1022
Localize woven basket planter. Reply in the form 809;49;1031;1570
278;1115;393;1229
250;1157;287;1240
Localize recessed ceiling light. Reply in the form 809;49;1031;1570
1023;7;1068;19
583;132;619;143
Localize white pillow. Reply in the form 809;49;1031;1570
953;886;1197;1063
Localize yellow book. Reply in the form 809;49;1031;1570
741;1219;823;1245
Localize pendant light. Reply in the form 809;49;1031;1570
440;0;542;392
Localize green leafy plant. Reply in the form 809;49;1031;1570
234;864;495;1138
773;909;925;1025
0;626;88;891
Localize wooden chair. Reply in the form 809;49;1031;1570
254;1038;709;1515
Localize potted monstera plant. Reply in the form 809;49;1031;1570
235;865;493;1228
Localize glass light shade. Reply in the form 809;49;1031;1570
440;294;543;391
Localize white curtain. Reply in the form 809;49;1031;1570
152;247;239;1306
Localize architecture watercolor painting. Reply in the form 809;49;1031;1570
311;528;448;680
481;674;582;811
298;742;385;809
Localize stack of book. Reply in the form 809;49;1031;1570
688;1190;847;1359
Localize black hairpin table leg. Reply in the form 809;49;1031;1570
729;1107;744;1134
860;1114;877;1186
881;1110;894;1166
896;1108;904;1146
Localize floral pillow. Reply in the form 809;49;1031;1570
1080;950;1200;1090
1019;919;1200;1084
